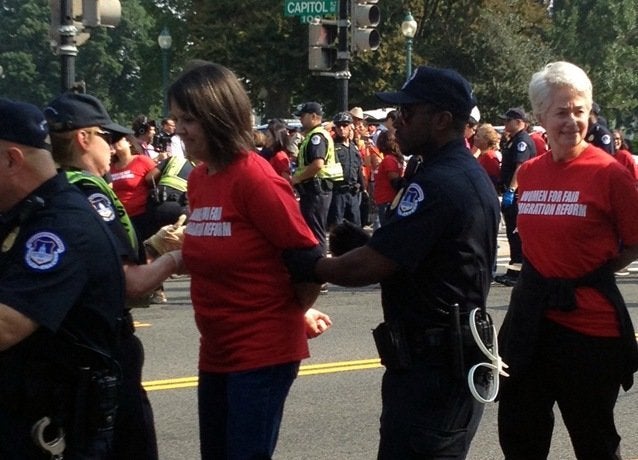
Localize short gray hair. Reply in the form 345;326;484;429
528;61;593;119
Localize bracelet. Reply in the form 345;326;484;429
165;251;180;272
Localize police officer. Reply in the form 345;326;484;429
283;66;500;459
495;107;537;287
0;99;123;459
291;102;343;254
44;92;182;460
587;102;615;154
148;155;195;228
328;111;364;228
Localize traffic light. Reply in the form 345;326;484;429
49;0;122;48
308;18;338;72
350;0;381;53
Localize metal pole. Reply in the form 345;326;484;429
336;0;350;112
406;37;413;82
59;0;78;92
161;49;169;117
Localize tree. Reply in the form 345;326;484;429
549;0;638;128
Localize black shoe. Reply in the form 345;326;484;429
320;283;329;294
493;274;518;287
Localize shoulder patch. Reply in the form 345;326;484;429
397;183;425;217
88;193;116;222
24;232;66;270
517;141;527;152
310;134;322;146
601;134;612;145
587;134;594;142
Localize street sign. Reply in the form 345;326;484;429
284;0;337;17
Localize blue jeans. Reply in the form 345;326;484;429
198;362;300;460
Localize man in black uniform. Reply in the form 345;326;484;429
587;102;615;154
328;111;364;228
0;99;123;459
495;107;536;287
45;92;182;460
291;102;343;255
284;66;500;459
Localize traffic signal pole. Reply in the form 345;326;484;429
336;0;350;112
59;0;78;92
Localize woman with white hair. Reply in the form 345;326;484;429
497;61;638;459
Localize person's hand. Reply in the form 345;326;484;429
502;189;515;209
144;214;187;257
329;221;370;256
304;308;333;338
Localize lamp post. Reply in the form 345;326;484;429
401;12;418;81
157;26;172;117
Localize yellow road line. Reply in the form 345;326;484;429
134;321;151;328
143;358;382;391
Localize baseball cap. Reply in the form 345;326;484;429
44;92;133;136
499;107;528;121
0;98;50;149
469;106;481;125
333;112;353;124
592;102;601;115
294;102;323;117
376;66;475;118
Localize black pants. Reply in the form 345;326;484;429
498;320;624;460
501;202;522;267
377;361;483;459
328;190;362;228
299;190;332;255
110;330;158;460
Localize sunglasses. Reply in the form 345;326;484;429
92;129;114;145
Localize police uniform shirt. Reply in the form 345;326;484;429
500;130;536;188
368;139;500;326
335;141;363;186
304;131;329;165
587;122;615;154
0;173;125;354
70;171;140;263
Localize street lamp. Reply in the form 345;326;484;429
401;11;418;81
157;26;172;117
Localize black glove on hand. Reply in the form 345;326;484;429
329;221;371;256
282;245;324;283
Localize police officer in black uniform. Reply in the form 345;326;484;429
148;155;195;228
495;107;537;287
587;102;615;154
0;99;123;459
328;111;364;228
45;93;183;460
291;102;344;255
283;66;500;459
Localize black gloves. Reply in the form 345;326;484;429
329;221;371;257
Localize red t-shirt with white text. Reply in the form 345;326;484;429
183;152;317;373
110;155;157;217
517;145;638;336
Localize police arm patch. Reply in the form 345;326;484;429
310;134;322;145
601;134;612;145
88;193;116;222
397;183;425;217
517;141;528;152
24;232;66;270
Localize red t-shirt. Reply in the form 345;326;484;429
477;149;501;188
110;155;157;217
517;145;638;336
374;154;403;205
614;148;637;179
269;150;291;178
183;152;316;373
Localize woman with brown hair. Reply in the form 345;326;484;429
373;130;404;226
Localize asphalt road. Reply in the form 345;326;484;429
135;244;638;460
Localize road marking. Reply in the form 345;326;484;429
134;321;151;328
142;358;382;391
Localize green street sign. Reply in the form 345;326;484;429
284;0;337;17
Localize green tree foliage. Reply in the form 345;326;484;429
549;0;638;127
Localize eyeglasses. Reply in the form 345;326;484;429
466;308;509;403
92;129;113;145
